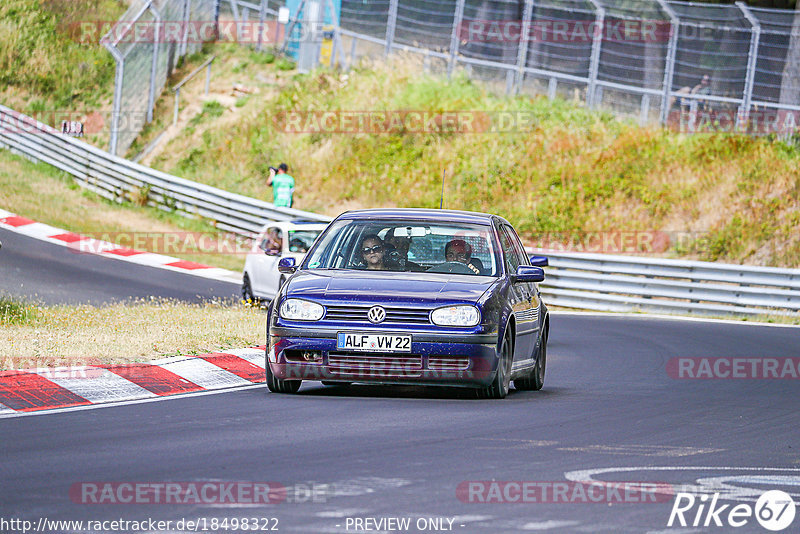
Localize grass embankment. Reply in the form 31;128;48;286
0;150;247;272
0;0;125;115
147;53;800;268
0;296;264;369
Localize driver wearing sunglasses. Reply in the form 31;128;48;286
360;234;387;270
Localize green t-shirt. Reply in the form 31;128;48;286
271;173;295;207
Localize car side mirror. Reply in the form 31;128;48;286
514;265;544;283
278;257;297;274
529;255;548;267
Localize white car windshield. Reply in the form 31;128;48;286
287;230;322;253
304;219;498;276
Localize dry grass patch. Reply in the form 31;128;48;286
0;297;265;370
0;150;246;272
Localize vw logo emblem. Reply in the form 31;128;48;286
367;306;386;324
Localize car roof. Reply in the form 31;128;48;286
290;219;329;225
336;208;504;225
259;220;329;232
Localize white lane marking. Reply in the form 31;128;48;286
550;310;800;329
12;222;66;240
473;438;558;450
646;529;705;534
564;467;800;503
0;383;264;419
223;348;266;368
330;477;412;497
44;368;157;404
450;515;494;523
315;509;369;518
556;445;724;457
522;520;582;530
158;358;252;389
0;211;240;284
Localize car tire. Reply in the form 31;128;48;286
242;274;257;304
515;331;546;391
265;357;302;394
482;328;513;399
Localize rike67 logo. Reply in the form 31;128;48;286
668;490;796;531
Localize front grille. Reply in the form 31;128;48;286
324;305;431;324
428;356;470;371
328;352;423;378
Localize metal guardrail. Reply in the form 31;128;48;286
2;105;799;318
0;104;331;238
535;251;800;317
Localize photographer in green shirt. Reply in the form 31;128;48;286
267;163;295;208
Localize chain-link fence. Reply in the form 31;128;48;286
103;0;219;156
333;0;800;136
105;0;800;148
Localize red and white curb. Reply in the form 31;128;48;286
0;209;240;284
0;346;267;416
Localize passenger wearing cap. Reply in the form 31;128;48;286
444;239;484;275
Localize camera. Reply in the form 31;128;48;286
268;166;279;173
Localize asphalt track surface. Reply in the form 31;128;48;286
0;228;239;304
2;315;799;533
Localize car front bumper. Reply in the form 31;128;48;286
267;326;499;387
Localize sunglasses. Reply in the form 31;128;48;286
362;245;383;254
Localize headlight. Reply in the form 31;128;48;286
431;305;480;327
280;299;324;321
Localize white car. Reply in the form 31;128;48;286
242;220;328;302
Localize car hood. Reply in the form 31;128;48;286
285;269;496;306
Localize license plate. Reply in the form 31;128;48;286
337;332;412;352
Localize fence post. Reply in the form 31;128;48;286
147;2;162;124
736;2;761;133
656;0;679;125
385;0;399;56
258;0;268;51
640;94;650;125
514;0;535;93
104;44;124;156
214;0;221;41
586;0;605;108
447;0;466;78
180;0;190;58
349;36;357;70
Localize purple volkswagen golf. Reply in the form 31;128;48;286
265;208;548;399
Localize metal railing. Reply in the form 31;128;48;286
536;251;800;317
0;104;330;238
173;55;216;125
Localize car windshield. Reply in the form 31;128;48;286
303;219;498;276
287;230;322;253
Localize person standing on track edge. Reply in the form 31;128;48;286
267;163;295;208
